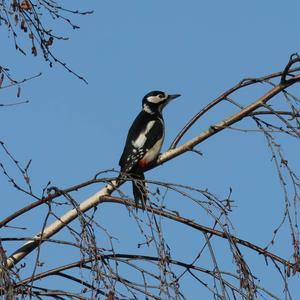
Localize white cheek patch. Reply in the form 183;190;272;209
147;94;168;104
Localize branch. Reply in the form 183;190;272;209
96;196;296;270
281;53;300;83
170;57;300;149
4;194;295;276
4;67;300;271
249;110;300;118
0;100;29;107
0;176;112;228
13;252;278;299
158;74;300;167
0;1;91;82
5;180;118;269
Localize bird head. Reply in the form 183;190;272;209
142;91;181;114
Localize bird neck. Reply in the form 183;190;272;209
143;103;163;115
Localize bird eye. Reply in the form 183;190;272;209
158;94;165;99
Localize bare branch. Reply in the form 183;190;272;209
170;64;300;149
4;67;300;271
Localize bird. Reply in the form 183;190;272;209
118;90;181;209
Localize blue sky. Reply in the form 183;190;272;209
1;1;300;298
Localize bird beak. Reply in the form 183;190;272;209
167;94;181;101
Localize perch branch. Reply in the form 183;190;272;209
4;69;300;271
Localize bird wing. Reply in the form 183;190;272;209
119;112;164;173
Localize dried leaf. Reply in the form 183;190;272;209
17;86;21;98
106;291;114;300
24;175;30;184
20;0;32;10
31;46;37;56
14;14;19;26
286;265;291;277
44;37;54;47
21;19;27;32
0;74;4;89
12;0;18;12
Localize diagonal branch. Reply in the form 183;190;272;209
4;72;300;271
12;252;278;299
157;75;300;166
101;196;295;270
170;64;300;149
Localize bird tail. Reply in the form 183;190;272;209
132;172;147;210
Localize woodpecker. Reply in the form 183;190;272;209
119;90;181;209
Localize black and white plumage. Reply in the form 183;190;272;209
119;90;181;209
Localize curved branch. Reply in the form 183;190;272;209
157;75;300;167
0;177;112;228
249;110;300;118
170;62;300;149
281;53;300;83
4;71;300;271
5;195;295;272
99;196;295;270
13;252;278;299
